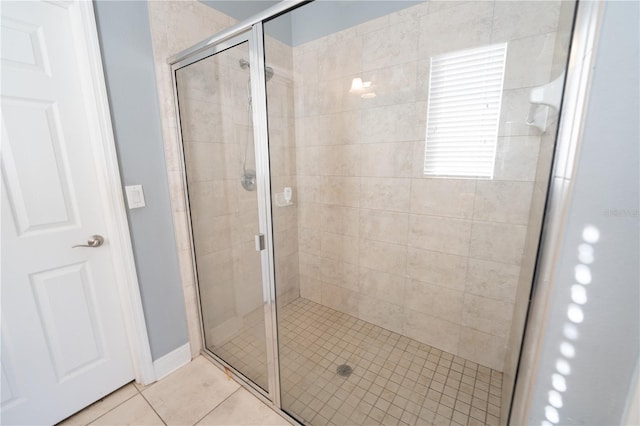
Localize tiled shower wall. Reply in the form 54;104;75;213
150;0;572;376
263;36;300;310
291;0;568;371
148;0;235;357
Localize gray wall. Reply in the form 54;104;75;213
94;0;189;361
203;0;423;46
527;1;639;424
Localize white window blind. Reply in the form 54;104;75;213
424;43;508;179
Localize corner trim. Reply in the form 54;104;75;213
153;343;192;381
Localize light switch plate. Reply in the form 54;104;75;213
125;185;146;209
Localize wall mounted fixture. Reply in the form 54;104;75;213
527;71;566;132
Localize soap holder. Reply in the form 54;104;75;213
275;187;293;207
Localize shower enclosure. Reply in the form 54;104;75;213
169;1;577;424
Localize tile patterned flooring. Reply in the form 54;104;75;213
216;298;503;426
63;297;503;426
58;357;289;426
277;299;503;426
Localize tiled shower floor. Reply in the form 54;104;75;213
217;298;503;426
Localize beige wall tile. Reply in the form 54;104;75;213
292;49;319;87
410;178;476;219
318;145;361;177
419;1;493;59
298;252;320;278
359;239;407;276
321;283;359;316
504;32;556;90
320;257;359;292
299;202;322;229
191;215;232;256
473;181;534;225
363;20;419;71
494;136;540;181
318;28;362;81
300;275;322;303
389;2;428;25
407;247;467;291
457;328;507;372
360;142;413;178
359;295;404;334
358;14;390;36
188;180;238;218
317;111;361;145
491;1;562;42
403;309;460;354
297;146;322;176
361;62;418;108
360;103;419;143
469;222;527;265
296;176;322;204
360;177;411;212
465;258;520;303
320;232;359;265
184;142;236;182
405;280;464;324
294;116;319;146
359;267;406;306
408;214;472;256
321;176;361;207
317;77;361;114
359;209;409;245
298;227;321;256
321;204;360;236
462;294;514;338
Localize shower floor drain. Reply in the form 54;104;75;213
336;364;353;377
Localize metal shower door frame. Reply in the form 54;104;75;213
169;24;284;411
166;0;601;423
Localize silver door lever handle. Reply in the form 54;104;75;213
72;235;104;248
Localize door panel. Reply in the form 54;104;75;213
1;2;134;424
30;262;106;381
175;40;270;392
2;98;77;234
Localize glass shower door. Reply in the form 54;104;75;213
174;39;269;392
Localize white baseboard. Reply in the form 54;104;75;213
152;343;191;381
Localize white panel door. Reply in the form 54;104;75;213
1;1;135;424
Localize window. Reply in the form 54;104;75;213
424;43;508;179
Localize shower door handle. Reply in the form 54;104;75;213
255;234;265;251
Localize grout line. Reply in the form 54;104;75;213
81;384;140;426
138;391;167;426
191;388;243;426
